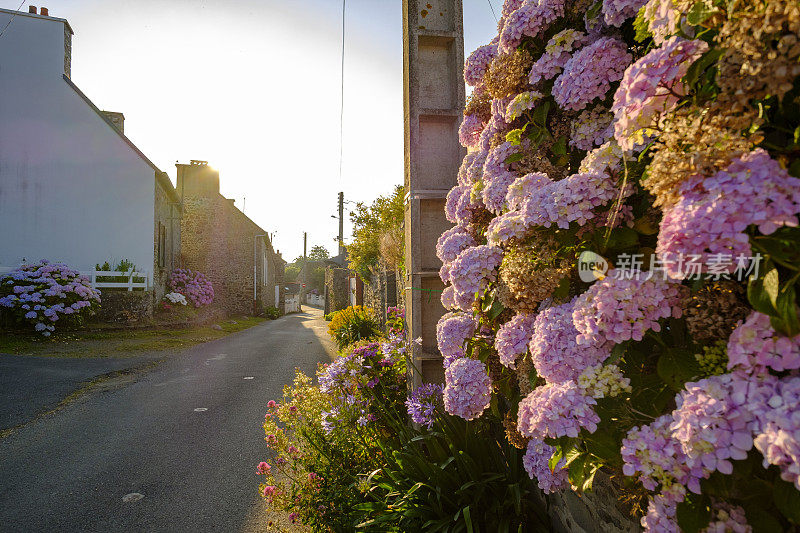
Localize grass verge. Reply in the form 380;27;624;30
0;316;267;358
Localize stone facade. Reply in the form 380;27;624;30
363;267;400;328
324;267;350;315
94;290;153;323
177;161;281;316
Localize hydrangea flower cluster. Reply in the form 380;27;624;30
482;141;521;213
517;381;600;439
499;0;565;53
669;375;758;479
622;414;698;502
436;226;475;264
0;260;101;336
505;91;543;122
641;0;679;45
528;29;587;84
494;313;536;368
579;140;626;174
577;364;631;398
641;494;678;532
168;268;214;307
727;311;800;375
656;150;800;278
572;272;686;346
459;114;484;148
753;376;800;490
406;383;443;429
570;107;614;150
553;37;632;111
530;300;611;383
612;37;709;151
164;292;187;306
463;43;497;86
448;245;503;311
523;437;569;493
443;357;492;421
436;312;476;366
602;0;647;26
445;185;472;224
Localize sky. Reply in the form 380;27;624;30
2;0;497;260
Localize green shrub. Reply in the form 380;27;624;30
263;306;281;320
327;305;380;349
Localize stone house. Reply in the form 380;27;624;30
0;6;181;311
177;161;282;315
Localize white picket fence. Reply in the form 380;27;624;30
0;267;150;291
305;294;324;307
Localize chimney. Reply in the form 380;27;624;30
40;7;49;16
102;111;125;134
28;6;37;14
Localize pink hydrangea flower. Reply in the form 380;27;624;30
495;313;536;369
727;312;800;375
612;37;708;151
523;437;569;493
517;381;600;439
553;37;632;111
443;357;492;420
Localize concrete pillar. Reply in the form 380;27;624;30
403;0;465;386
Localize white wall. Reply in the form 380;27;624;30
0;11;155;272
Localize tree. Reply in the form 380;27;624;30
308;245;330;261
346;185;404;280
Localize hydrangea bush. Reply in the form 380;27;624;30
437;0;800;529
167;268;214;307
0;260;101;335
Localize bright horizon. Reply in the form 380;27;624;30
1;0;497;260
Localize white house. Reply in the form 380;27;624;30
0;6;180;296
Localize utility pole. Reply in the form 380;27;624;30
338;191;345;258
303;231;308;289
403;0;465;386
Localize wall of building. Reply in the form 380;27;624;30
0;10;157;276
178;162;279;316
153;177;181;303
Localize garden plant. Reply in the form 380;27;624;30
433;0;800;530
0;260;101;336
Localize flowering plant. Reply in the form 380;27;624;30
435;0;800;529
167;268;213;307
326;305;380;349
0;260;101;336
163;292;187;306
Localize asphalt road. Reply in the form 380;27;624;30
0;308;335;532
0;353;161;430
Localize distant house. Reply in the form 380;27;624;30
177;161;282;315
0;7;180;303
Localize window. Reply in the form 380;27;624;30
158;223;166;268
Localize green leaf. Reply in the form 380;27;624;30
744;509;784;533
773;478;800;524
686;1;720;25
633;5;652;42
657;348;701;391
764;268;780;308
748;270;778;316
676;493;712;533
552;276;570;301
504;152;524;164
463;506;474;533
682;48;724;88
551;136;567;156
771;283;800;337
488;298;505;321
505;127;526;146
549;445;564;473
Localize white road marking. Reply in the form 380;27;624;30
243;376;255;380
193;407;208;412
122;493;145;503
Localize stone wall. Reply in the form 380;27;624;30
324;267;350;315
177;162;279;316
94;290;153;323
549;472;639;533
363;267;400;328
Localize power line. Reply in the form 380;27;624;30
486;0;498;22
0;0;28;40
338;0;346;182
